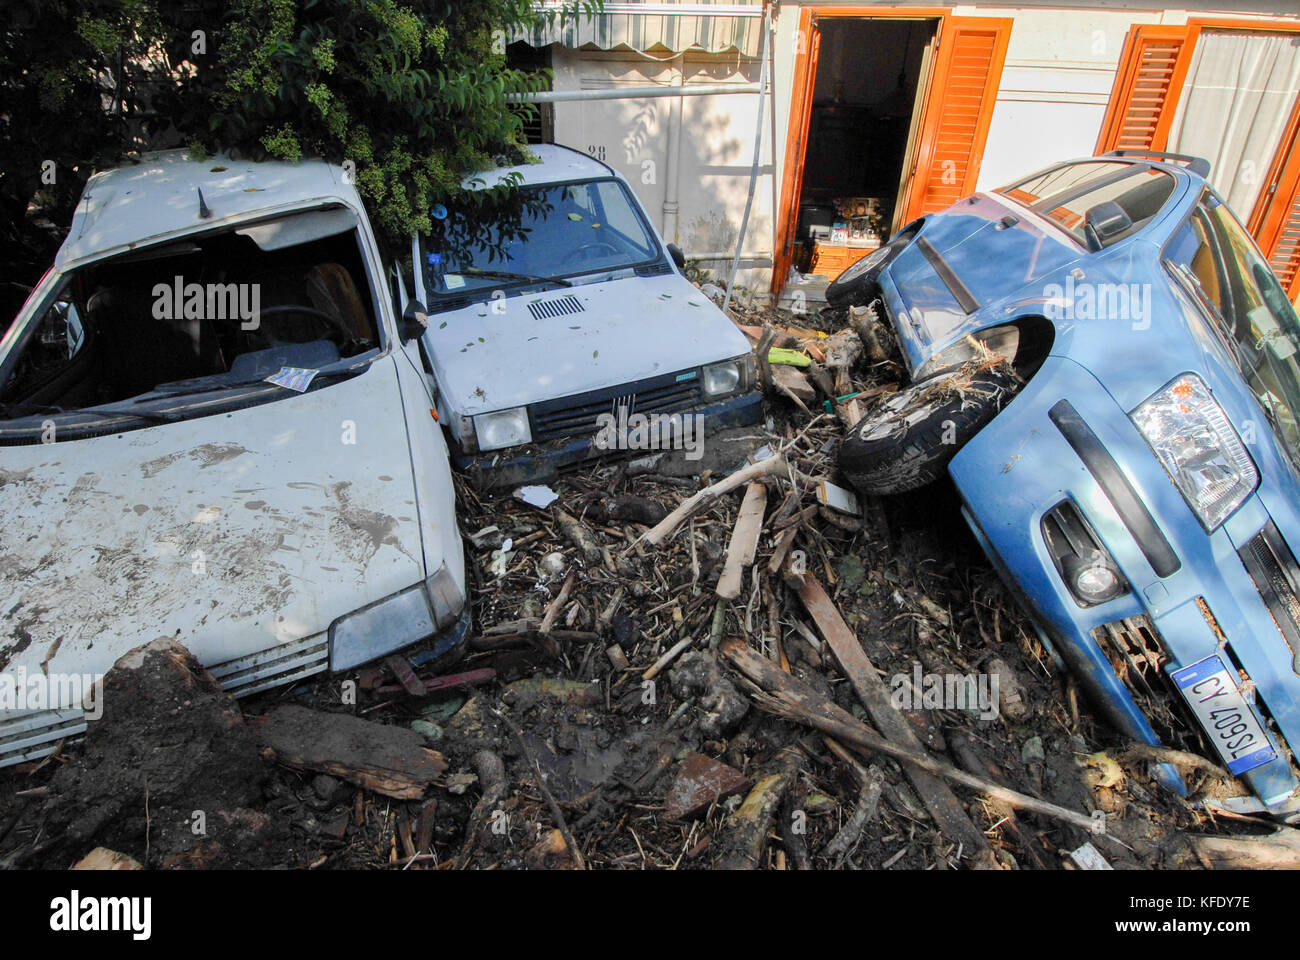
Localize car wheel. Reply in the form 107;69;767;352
839;370;1011;495
825;244;895;308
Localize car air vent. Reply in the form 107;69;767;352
1239;521;1300;676
429;297;469;313
636;263;672;277
528;295;585;320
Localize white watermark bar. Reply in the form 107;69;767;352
0;667;105;719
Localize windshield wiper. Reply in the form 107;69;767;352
0;399;180;424
461;268;571;287
65;403;183;424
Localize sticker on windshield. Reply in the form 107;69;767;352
265;366;319;392
445;274;466;289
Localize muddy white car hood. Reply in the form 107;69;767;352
422;273;750;415
0;358;428;682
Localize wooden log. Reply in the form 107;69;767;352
948;730;1049;871
849;302;889;364
1119;741;1229;780
716;746;801;869
252;705;448;800
716;482;768;599
721;641;1101;838
822;764;884;864
555;509;602;565
791;575;998;864
539;570;576;635
633;454;787;549
1189;828;1300;869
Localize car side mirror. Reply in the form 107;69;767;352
401;300;428;343
1083;201;1132;252
666;243;686;270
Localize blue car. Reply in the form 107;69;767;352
836;150;1300;821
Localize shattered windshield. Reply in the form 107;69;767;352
0;208;381;434
1163;190;1300;471
420;178;659;299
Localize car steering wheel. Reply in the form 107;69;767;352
563;242;620;265
250;304;357;347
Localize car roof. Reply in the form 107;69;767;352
58;149;356;267
462;144;615;190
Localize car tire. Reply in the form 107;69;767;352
839;370;1010;495
825;244;896;308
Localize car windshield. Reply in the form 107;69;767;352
1163;190;1300;471
0;207;381;434
420;178;659;299
999;161;1177;246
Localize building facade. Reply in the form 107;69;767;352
515;2;1300;303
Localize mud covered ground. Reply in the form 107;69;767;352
0;303;1290;871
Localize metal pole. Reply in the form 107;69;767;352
723;2;770;314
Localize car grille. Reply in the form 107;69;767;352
0;709;87;768
529;369;702;443
1239;521;1300;676
1091;615;1207;752
205;632;329;698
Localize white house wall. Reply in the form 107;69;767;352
550;46;776;297
974;7;1164;190
545;4;1300;297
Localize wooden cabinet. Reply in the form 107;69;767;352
811;241;879;279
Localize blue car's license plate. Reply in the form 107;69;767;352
1171;656;1275;775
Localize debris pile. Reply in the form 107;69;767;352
2;295;1297;870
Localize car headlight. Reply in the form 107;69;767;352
703;357;747;397
915;325;1020;381
329;563;466;671
473;406;531;451
1130;373;1258;531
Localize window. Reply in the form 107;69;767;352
1000;162;1176;245
420;178;660;301
0;208;381;432
1099;21;1300;296
1164;190;1300;468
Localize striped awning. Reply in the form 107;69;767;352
514;2;764;57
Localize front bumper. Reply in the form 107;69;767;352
0;603;473;770
950;355;1300;819
454;390;764;488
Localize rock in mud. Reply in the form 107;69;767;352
668;651;749;738
41;637;285;869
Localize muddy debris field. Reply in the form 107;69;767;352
2;292;1295;872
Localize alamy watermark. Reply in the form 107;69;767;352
592;407;705;461
0;666;104;719
890;662;999;720
1043;275;1151;329
152;276;260;330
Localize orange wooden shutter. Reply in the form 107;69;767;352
900;17;1012;223
1095;25;1195;154
771;10;822;295
1250;94;1300;299
1265;189;1300;299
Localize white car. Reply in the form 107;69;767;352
408;145;761;486
0;151;467;766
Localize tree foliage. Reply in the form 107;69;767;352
1;0;597;305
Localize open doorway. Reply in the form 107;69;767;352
790;18;939;290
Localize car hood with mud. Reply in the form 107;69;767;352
0;360;432;684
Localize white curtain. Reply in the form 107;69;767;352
1167;29;1300;219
